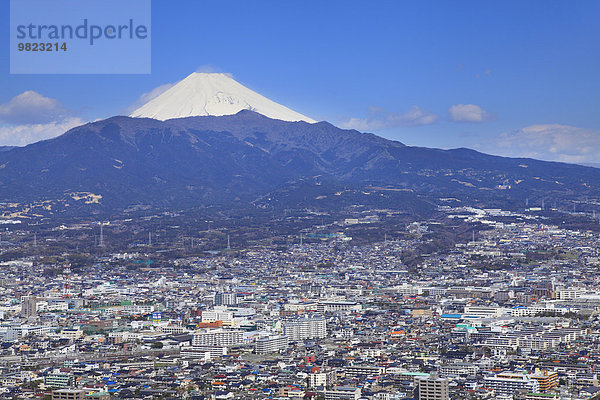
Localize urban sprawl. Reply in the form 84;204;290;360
1;206;600;400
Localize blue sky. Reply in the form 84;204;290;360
0;0;599;163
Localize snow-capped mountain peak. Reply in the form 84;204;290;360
130;72;316;123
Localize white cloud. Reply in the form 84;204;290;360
0;117;85;146
0;91;70;125
479;124;600;163
340;106;438;131
137;83;174;105
195;65;233;78
0;91;85;146
124;83;175;114
448;104;492;122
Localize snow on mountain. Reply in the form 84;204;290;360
130;72;316;123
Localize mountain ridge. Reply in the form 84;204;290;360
0;111;598;216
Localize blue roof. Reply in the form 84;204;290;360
441;314;462;318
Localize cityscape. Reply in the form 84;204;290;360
1;1;599;399
1;203;600;399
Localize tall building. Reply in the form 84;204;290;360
21;295;38;319
214;292;238;306
415;375;450;400
309;370;336;388
283;315;326;341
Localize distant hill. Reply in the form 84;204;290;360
0;110;598;216
581;163;600;169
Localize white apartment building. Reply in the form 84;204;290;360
510;303;569;317
344;365;386;377
309;370;336;388
180;345;227;360
60;327;83;340
483;375;539;395
317;301;361;313
255;334;288;354
556;287;584;300
6;325;53;341
157;325;187;334
201;307;236;326
283;315;326;341
395;284;423;296
192;328;243;347
325;387;361;400
123;304;155;315
439;363;479;377
463;306;508;318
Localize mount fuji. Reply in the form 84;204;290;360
130;72;316;123
0;72;599;218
